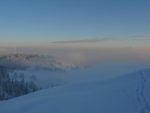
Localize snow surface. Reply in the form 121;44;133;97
0;68;150;113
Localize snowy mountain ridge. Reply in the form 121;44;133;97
0;68;150;113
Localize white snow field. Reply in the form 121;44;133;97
0;68;150;113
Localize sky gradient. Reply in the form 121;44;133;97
0;0;150;46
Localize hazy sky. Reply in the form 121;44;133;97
0;0;150;46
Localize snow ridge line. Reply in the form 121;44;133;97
136;73;150;113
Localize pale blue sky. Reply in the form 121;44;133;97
0;0;150;46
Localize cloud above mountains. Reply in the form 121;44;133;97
48;37;150;50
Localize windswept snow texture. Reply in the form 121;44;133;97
0;69;150;113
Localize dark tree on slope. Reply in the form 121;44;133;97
0;67;38;100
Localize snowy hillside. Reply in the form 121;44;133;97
0;53;66;100
0;69;150;113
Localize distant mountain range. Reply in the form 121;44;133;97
0;53;64;70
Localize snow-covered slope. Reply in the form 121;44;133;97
0;69;150;113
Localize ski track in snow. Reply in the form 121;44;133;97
136;73;150;113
